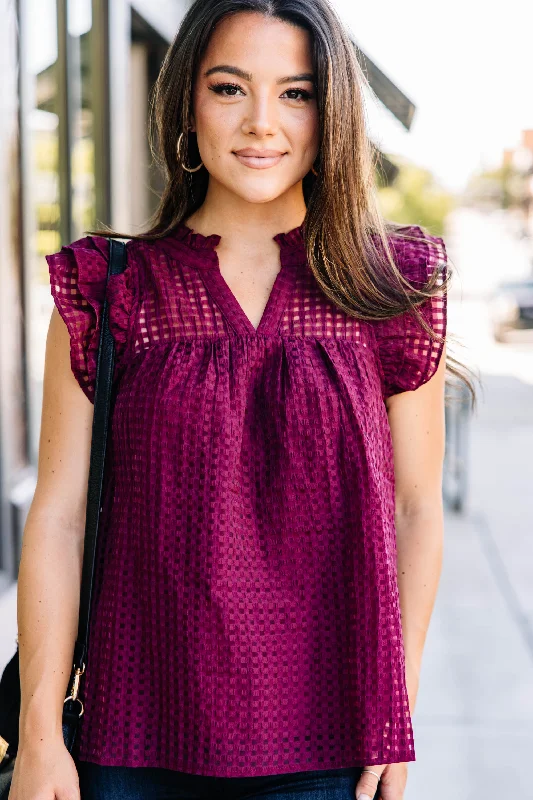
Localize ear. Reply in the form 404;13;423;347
189;118;196;133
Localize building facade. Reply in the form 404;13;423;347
0;0;189;591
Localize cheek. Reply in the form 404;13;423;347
285;109;320;155
195;97;238;148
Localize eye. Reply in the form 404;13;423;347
208;82;315;103
208;82;245;97
282;88;314;103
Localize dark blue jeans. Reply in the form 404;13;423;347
77;761;381;799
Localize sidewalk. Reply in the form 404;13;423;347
405;208;533;798
409;512;533;798
407;367;533;799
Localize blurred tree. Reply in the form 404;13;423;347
375;154;455;237
464;162;526;209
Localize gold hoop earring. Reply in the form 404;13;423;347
176;131;204;173
311;161;319;177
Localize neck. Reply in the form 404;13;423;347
186;178;307;247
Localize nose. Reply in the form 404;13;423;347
241;91;279;137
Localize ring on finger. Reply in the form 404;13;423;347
361;769;382;781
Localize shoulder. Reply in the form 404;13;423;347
46;235;138;403
46;234;141;290
387;225;448;286
46;233;138;328
46;234;112;269
374;225;449;399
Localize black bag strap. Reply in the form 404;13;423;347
0;240;128;765
72;239;127;673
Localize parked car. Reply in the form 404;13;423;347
489;277;533;342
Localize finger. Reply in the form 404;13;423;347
355;767;384;800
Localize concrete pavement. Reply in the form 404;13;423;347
407;207;533;798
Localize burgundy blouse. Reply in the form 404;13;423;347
46;221;447;777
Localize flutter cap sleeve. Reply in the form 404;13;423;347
46;235;135;403
375;226;448;400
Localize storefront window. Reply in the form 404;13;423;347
0;0;26;506
24;0;61;464
69;0;96;239
23;0;96;464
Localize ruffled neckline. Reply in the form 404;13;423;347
156;219;307;270
175;220;306;255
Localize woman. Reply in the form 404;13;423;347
11;1;472;799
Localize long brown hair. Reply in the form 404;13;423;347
90;0;477;406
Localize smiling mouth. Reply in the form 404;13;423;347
233;152;285;170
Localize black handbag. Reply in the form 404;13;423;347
0;239;128;799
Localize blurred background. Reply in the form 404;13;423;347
0;1;532;797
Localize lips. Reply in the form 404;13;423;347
233;149;286;170
235;148;285;157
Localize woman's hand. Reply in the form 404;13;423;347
355;762;408;800
8;737;80;800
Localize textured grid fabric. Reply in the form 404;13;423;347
46;222;448;777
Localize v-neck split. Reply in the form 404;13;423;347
161;220;308;336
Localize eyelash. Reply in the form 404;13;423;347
208;81;314;102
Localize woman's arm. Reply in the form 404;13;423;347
355;347;447;800
385;343;447;713
17;306;94;747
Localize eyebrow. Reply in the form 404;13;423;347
203;65;316;84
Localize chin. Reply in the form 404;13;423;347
223;178;295;205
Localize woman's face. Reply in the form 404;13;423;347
190;11;320;205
